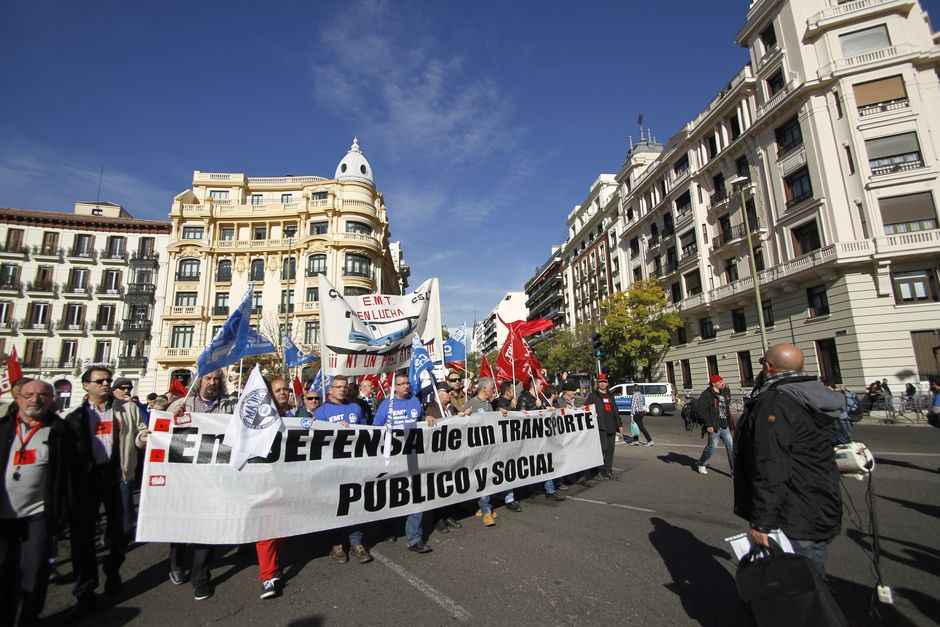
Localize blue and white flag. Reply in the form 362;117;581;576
308;368;333;395
283;333;319;369
408;333;435;394
197;285;276;375
443;336;466;363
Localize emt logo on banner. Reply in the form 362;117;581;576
318;276;443;376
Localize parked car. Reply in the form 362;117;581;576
610;382;677;416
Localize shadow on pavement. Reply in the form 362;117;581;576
877;494;940;518
876;457;940;475
656;451;699;468
845;528;940;576
44;605;141;626
647;517;751;627
828;576;921;626
285;617;325;626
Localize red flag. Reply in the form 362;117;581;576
292;375;303;397
374;372;391;401
498;316;554;339
480;355;495;380
7;347;22;384
167;377;188;398
495;330;533;388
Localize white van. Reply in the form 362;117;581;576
610;382;677;416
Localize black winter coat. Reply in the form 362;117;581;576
733;376;842;541
0;405;77;531
585;390;622;432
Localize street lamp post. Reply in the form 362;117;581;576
729;176;768;352
283;225;297;378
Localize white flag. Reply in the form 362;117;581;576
223;365;283;470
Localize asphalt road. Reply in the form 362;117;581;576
39;417;940;626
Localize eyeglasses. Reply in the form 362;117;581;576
447;378;460;382
116;386;132;392
305;396;321;402
91;378;112;385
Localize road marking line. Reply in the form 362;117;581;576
371;549;471;623
875;452;940;457
568;497;655;513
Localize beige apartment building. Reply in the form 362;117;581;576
0;201;170;405
152;139;406;391
553;0;940;393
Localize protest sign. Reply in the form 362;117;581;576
318;276;443;376
136;408;601;545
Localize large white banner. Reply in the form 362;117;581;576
318;276;443;376
136;408;601;545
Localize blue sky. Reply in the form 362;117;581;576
2;0;938;331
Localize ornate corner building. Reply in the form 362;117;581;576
0;202;171;406
153;139;407;390
536;0;940;392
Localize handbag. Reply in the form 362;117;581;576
630;420;640;437
736;540;847;627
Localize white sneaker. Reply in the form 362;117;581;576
260;579;279;600
697;465;708;475
645;441;654;447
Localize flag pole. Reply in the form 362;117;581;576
462;321;468;397
237;358;243;396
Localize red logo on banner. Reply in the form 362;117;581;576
154;418;171;432
150;449;166;463
149;475;166;487
174;413;192;426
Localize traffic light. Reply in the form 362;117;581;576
592;332;603;358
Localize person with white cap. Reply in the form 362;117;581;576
696;374;734;475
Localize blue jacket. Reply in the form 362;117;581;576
373;394;423;428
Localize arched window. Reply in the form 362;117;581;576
177;259;200;281
281;256;296;280
216;259;232;282
344;254;371;278
306;253;327;277
250;258;265;281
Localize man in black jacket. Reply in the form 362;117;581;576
733;343;844;578
1;378;77;626
585;374;622;480
695;375;734;476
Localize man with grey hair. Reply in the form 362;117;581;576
734;343;844;579
465;378;521;525
1;379;77;626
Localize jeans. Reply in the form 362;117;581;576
834;418;853;445
791;539;830;580
405;513;423;546
477;491;514;514
544;480;556;495
698;427;734;472
0;514;51;626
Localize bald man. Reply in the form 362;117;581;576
733;343;845;579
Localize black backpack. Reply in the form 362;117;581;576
681;397;703;432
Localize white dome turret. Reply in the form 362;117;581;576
335;137;374;186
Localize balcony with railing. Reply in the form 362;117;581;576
127;283;155;296
785;191;815;210
0;278;23;294
0;242;29;258
156;347;199;361
100;248;128;262
20;319;52;334
0;319;18;334
123;319;153;333
129;250;159;266
342;268;374;279
61;283;92;298
808;0;913;29
31;245;64;260
92;320;121;333
212;305;230;317
97;284;124;298
858;98;910;118
26;281;58;295
67;247;97;261
870;152;925;177
708;190;730;212
119;356;149;369
56;320;88;334
710;220;765;253
756;81;794;119
278;304;295;314
215;271;233;283
819;44;912;77
175;272;201;282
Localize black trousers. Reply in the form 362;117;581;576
632;414;652;442
598;430;616;474
70;465;127;599
168;544;214;587
0;513;51;627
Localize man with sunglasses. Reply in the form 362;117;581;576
65;366;149;620
295;389;321;418
446;370;467;412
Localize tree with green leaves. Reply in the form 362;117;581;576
599;279;681;382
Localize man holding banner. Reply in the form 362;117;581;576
373;373;432;553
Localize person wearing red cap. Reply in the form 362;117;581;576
695;375;734;475
585;374;624;479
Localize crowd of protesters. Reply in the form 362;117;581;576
1;364;639;623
